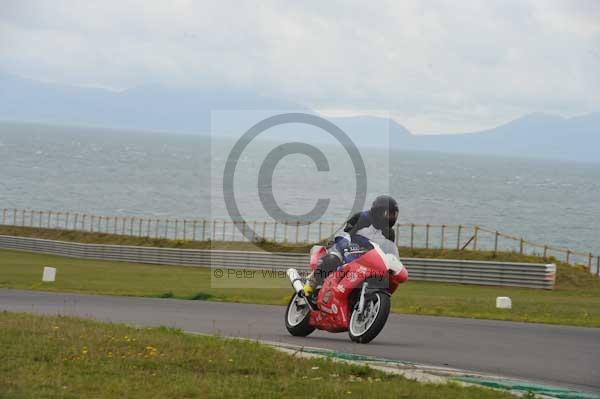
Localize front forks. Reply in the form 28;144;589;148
357;281;369;314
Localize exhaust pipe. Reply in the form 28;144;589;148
286;268;304;294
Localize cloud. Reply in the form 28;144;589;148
1;0;598;132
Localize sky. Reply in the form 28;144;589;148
1;0;599;133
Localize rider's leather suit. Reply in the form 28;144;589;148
307;211;399;290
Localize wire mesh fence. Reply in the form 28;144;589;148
1;207;598;274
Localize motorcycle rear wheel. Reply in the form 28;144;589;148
348;292;390;343
285;293;315;337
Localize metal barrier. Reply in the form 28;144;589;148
1;207;598;270
0;235;556;289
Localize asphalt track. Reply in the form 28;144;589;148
1;289;599;393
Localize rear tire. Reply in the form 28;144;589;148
348;292;390;343
285;293;315;337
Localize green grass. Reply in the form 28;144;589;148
2;249;600;327
0;311;516;399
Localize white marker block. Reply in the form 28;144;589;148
42;267;56;282
496;296;512;309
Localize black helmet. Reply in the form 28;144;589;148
369;195;399;229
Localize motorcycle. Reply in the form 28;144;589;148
285;242;408;343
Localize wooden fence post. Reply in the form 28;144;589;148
30;210;35;227
282;221;288;243
440;225;445;250
241;221;247;241
410;223;415;249
81;214;86;230
519;238;524;255
473;226;479;251
588;253;593;269
273;221;278;242
494;231;499;255
65;212;70;229
1;208;6;225
543;245;548;259
597;256;600;276
306;223;311;243
456;225;462;250
21;209;26;226
222;220;227;241
91;215;96;232
566;250;571;264
47;211;52;228
13;208;17;225
138;218;143;237
425;224;430;249
174;220;179;240
192;221;197;241
201;220;206;241
246;220;256;241
295;221;300;243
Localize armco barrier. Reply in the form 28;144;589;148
0;235;556;289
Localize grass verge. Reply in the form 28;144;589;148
0;311;517;399
1;249;599;327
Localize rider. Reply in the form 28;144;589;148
303;195;399;296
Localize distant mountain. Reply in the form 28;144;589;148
0;72;306;133
401;113;600;162
0;72;598;162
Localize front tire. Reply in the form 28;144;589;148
348;292;390;343
285;293;315;337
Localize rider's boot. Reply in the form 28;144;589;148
303;282;314;297
303;273;316;297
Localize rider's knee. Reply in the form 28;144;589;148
320;253;342;271
315;253;342;281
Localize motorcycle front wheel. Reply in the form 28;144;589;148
285;293;315;337
348;291;390;343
